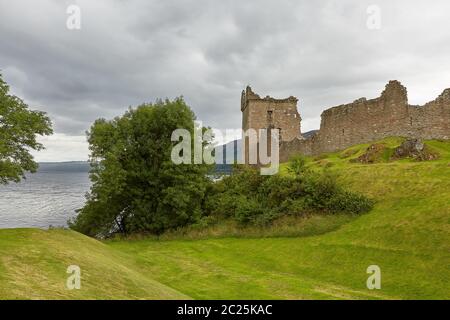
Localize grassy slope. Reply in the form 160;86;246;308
108;138;450;299
0;228;189;299
1;138;449;299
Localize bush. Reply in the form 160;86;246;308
328;191;375;214
205;161;374;226
287;155;309;176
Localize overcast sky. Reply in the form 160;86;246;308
1;0;450;161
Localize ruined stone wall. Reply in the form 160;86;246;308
241;86;301;141
408;89;450;140
310;81;450;155
242;81;450;163
279;137;314;163
315;80;411;153
241;86;301;164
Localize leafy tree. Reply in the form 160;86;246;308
0;74;53;184
70;98;212;237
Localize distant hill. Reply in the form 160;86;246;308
302;130;319;139
37;161;90;173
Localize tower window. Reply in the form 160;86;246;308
267;110;273;122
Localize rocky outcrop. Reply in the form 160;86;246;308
392;139;439;161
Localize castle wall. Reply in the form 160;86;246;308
279;137;315;163
317;81;450;155
316;80;412;153
241;86;301;142
242;81;450;163
279;81;450;159
408;89;450;140
241;86;301;164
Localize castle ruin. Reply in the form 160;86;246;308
241;81;450;162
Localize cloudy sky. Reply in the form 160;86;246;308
1;0;449;161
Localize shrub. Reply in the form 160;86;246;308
328;191;375;214
205;161;374;226
287;155;309;176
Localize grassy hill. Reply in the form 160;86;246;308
1;138;449;299
0;228;188;299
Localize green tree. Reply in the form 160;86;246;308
0;74;53;184
70;98;212;237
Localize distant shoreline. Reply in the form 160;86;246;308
38;161;88;164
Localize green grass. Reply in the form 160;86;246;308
108;138;450;299
0;228;188;299
1;138;449;299
147;214;356;240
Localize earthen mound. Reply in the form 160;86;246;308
351;144;387;164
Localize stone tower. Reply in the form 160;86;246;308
241;86;302;163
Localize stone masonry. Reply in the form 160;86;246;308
241;81;450;163
241;86;301;163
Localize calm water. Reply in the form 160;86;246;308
0;162;90;229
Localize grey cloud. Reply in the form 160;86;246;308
1;0;450;145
